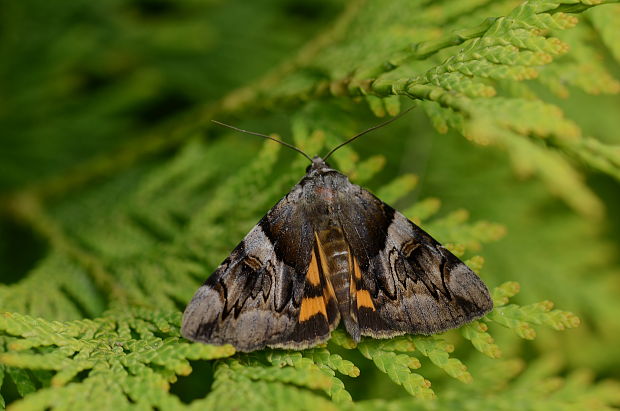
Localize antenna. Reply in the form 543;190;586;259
212;105;415;163
323;106;415;161
211;120;313;162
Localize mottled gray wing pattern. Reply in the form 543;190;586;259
338;184;493;338
181;187;337;352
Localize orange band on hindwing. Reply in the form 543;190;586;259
299;248;328;322
299;296;327;321
353;257;375;311
305;246;322;287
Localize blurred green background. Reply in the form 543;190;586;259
1;0;620;407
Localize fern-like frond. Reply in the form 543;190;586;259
1;0;618;409
0;309;233;410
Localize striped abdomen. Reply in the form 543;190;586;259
315;226;359;337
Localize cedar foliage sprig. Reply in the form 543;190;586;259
0;280;581;409
1;0;619;409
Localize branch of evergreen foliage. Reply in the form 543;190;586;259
1;0;619;409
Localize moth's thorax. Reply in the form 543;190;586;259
313;185;337;202
299;158;351;212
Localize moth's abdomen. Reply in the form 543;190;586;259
316;228;348;290
316;227;359;338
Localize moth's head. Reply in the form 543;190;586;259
305;156;332;174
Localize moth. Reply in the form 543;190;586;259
182;111;493;352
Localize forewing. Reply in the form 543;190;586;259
182;188;338;352
339;185;493;338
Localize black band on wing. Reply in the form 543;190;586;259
259;214;314;276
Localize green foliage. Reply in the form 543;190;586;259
0;281;582;409
1;0;620;409
0;309;233;410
